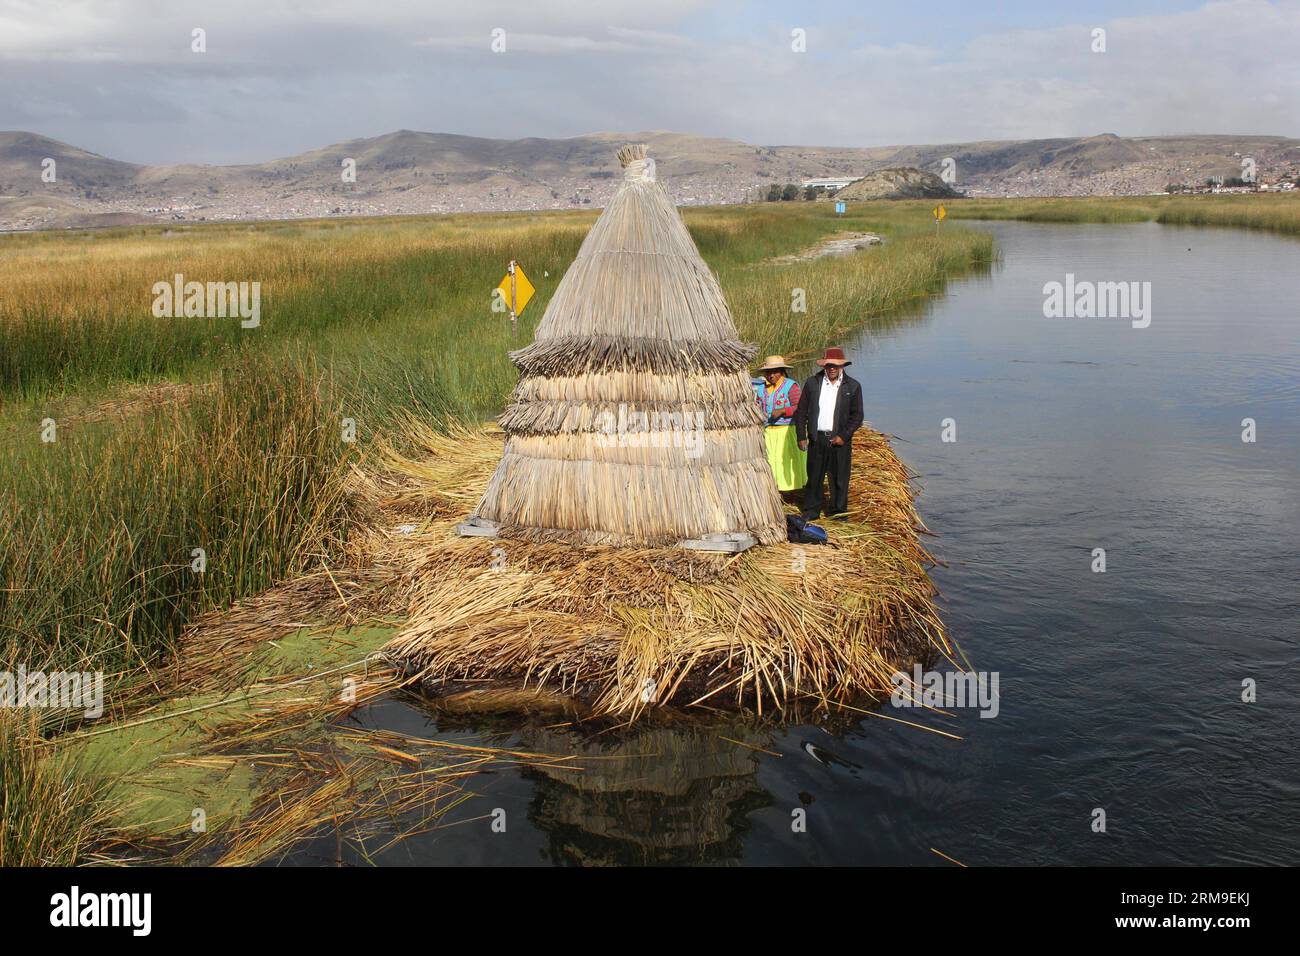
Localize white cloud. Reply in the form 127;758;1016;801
0;0;1295;162
415;27;699;55
0;0;709;60
852;42;940;63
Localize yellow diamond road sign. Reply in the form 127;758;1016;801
497;261;536;318
933;204;947;222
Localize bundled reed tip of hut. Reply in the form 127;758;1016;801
461;143;787;551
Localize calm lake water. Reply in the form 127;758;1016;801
290;221;1299;866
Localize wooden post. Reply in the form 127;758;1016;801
508;259;517;326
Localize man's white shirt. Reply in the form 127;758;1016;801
816;375;842;433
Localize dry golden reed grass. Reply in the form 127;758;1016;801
380;422;949;719
152;413;947;723
0;710;115;866
0;214;593;324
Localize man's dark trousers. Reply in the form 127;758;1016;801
802;432;851;519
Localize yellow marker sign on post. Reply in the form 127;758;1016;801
933;204;947;223
496;260;536;323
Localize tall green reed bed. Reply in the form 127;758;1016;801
0;710;114;866
0;204;894;409
0;354;356;694
945;193;1300;234
0;214;593;405
726;227;995;364
942;196;1162;223
0;353;360;862
1155;194;1300;235
0;202;995;862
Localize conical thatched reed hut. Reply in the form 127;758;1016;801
461;144;786;550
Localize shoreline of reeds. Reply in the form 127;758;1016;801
941;192;1300;235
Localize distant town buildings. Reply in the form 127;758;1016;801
4;144;1298;232
799;177;858;190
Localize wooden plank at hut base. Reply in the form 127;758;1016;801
678;532;758;554
456;516;500;538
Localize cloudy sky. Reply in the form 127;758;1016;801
1;0;1297;164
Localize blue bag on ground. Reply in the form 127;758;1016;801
785;514;829;544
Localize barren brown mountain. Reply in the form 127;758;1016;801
2;129;1297;230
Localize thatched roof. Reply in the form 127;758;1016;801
469;144;786;548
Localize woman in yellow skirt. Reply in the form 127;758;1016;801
752;355;808;491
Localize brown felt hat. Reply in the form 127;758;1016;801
816;347;852;367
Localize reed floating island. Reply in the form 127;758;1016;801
380;145;952;719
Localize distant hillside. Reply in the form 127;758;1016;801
0;195;153;230
2;129;1298;231
835;167;962;201
0;131;140;189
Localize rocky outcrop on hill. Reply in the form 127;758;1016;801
834;167;962;200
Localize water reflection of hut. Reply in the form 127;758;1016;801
519;723;771;866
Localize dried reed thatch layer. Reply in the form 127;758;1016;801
385;424;951;719
469;144;786;547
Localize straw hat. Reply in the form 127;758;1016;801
756;354;792;373
815;347;852;367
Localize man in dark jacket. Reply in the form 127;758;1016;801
794;347;864;520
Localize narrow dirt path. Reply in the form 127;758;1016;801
768;231;883;264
